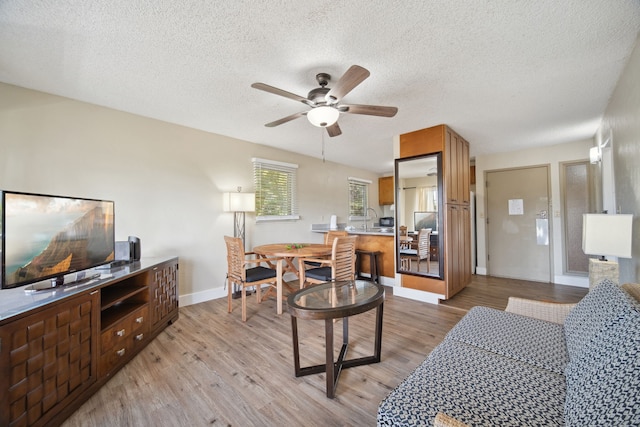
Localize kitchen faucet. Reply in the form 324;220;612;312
365;207;378;231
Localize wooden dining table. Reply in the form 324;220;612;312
253;243;333;315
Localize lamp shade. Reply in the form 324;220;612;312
307;106;339;127
223;192;255;212
582;213;633;258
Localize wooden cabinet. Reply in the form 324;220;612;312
378;176;394;206
445;204;471;296
0;257;178;427
150;261;179;333
399;124;471;299
0;291;99;427
445;127;470;204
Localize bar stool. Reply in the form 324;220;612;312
355;249;382;284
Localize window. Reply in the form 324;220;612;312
252;158;299;221
348;177;371;220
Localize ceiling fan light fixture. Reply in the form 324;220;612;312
307;106;339;127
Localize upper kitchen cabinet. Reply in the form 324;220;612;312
398;124;471;299
378;176;394;205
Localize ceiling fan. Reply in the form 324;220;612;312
251;65;398;137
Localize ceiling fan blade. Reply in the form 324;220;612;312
326;122;342;137
340;104;398;117
325;65;370;104
265;111;307;127
251;83;313;106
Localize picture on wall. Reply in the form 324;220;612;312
414;211;438;232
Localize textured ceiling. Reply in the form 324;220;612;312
1;1;639;174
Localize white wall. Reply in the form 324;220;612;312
596;33;640;284
0;83;380;305
474;139;593;287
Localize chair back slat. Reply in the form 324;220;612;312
417;228;431;260
224;235;246;283
332;235;357;281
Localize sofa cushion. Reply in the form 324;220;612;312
377;340;566;426
564;279;630;360
445;306;568;374
564;297;640;426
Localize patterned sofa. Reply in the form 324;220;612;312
377;280;640;426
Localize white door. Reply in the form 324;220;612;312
486;166;552;282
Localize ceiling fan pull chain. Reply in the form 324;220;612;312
322;128;326;163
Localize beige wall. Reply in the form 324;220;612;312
0;83;380;305
596;33;640;284
475;35;640;288
475;139;593;287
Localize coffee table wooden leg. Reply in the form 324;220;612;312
374;303;383;362
291;316;301;375
276;259;283;315
325;318;335;398
343;315;349;345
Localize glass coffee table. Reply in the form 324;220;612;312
287;279;384;398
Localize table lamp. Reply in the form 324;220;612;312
582;213;633;288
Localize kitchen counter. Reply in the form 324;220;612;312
311;225;395;237
345;228;394;236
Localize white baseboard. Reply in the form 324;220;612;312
358;273;397;287
553;275;589;288
393;287;442;305
180;287;225;307
475;267;487;275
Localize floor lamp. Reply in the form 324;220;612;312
582;213;633;288
223;187;255;298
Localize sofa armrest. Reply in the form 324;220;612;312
505;297;576;324
434;412;470;427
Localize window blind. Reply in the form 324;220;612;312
348;177;370;219
252;158;299;221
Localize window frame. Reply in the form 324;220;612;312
252;157;300;222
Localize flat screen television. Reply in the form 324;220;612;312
1;190;115;289
414;211;438;233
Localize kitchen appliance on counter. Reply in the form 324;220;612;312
329;214;338;230
380;217;394;227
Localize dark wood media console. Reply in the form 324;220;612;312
0;257;179;427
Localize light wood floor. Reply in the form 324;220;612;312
62;276;588;427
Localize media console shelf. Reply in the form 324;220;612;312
0;257;179;427
101;281;149;328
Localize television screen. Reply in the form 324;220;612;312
1;191;115;289
414;211;438;232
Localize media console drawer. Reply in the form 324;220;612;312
99;331;147;375
101;305;149;353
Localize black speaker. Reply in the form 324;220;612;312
128;236;141;261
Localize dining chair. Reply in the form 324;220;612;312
325;230;349;245
298;235;357;288
398;232;412;271
304;230;349;268
224;235;282;322
399;228;431;272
